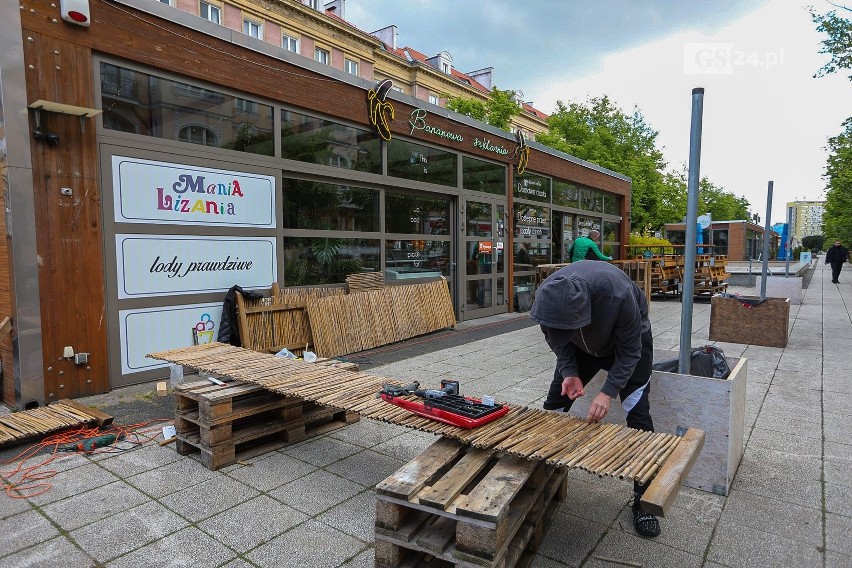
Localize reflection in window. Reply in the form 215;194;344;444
463;156;506;195
580;187;602;212
553;180;579;208
100;62;274;155
178;125;217;147
387;138;457;187
603;194;618;215
385;193;450;235
466;279;492;310
283;178;379;232
243;19;262;38
315;47;330;65
465;241;493;275
281;110;381;173
466;202;492;237
578;216;601;238
200;2;221;24
345;59;359;76
514;242;551;269
283;237;380;286
385;240;449;280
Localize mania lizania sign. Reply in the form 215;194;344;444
112;156;276;227
367;79;395;141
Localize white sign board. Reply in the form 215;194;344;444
112;156;276;227
119;302;222;374
115;235;276;298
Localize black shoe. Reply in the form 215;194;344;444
631;494;661;538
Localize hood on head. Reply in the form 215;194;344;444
529;271;591;329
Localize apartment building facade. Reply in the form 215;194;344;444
786;200;825;246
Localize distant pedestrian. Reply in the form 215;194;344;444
825;241;849;284
569;230;613;263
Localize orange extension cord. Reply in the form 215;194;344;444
0;420;172;499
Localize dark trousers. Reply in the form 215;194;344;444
831;262;843;282
545;330;655;493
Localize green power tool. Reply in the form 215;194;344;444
58;432;126;452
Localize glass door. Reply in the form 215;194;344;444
460;198;506;320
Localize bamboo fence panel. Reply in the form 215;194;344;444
346;272;385;293
149;342;683;486
0;402;103;447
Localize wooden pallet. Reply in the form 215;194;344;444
374;438;567;568
174;371;359;470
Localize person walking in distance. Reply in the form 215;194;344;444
825;240;849;284
529;261;660;538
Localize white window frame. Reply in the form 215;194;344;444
282;33;299;53
158;0;174;6
428;94;439;106
442;62;450;74
314;47;330;65
200;1;221;24
243;18;263;39
344;58;359;76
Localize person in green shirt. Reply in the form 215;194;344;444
569;230;612;262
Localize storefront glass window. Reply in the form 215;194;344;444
603;194;619;215
577;216;601;237
514;242;552;268
462;156;506;195
385;193;450;235
466;279;493;309
283;178;379;231
387;139;457;187
513;172;550;203
602;221;619;243
385;240;449;279
580;187;602;212
553;180;579;208
514;204;551;239
100;62;274;156
281;110;381;173
282;237;380;285
466;202;493;237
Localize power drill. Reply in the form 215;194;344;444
58;432;126;452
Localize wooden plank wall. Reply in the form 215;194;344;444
20;26;110;400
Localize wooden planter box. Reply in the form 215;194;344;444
709;296;790;347
569;350;746;496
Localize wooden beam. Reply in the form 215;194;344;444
56;399;114;427
640;428;705;517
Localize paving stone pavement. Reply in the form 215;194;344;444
0;258;849;567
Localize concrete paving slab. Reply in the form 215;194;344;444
125;453;219;498
559;472;627;526
825;512;852;556
327;419;409;449
720;489;822;547
69;500;190;563
224;450;318;492
0;509;59;557
0;490;31;519
197;495;308;554
339;549;375;568
106;526;236;568
269;470;364;516
369;429;438;463
537;510;607;567
26;461;122;506
745;427;821;456
245;519;367;568
825;481;852;516
707;521;823;568
315;489;376;542
633;487;723;557
41;479;149;531
323;449;404;488
158;475;261;523
826;550;852;568
591;529;703;568
753;412;823;440
96;442;185;478
0;536;93;568
824;412;852;445
282;434;370;467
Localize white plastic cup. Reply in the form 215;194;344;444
481;395;495;406
303;351;318;363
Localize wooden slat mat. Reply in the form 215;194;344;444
0;401;108;447
149;343;681;486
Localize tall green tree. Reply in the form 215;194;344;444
657;168;750;226
822;118;852;243
811;7;852;79
536;96;667;231
812;6;852;243
445;87;521;131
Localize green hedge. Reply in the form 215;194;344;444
627;235;675;256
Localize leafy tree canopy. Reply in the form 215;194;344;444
658;169;751;226
445;87;521;131
811;7;852;79
822;117;852;244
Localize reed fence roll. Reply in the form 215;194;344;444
149;342;682;486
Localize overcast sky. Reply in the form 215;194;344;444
345;0;850;224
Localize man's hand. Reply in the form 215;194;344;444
587;392;613;423
561;376;584;400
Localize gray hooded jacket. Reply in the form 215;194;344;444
529;262;650;398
